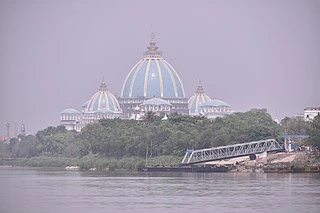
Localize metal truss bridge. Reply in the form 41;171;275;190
181;139;283;165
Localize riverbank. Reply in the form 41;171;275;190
0;154;181;172
205;152;320;173
1;152;319;173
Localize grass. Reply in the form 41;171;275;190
0;154;182;171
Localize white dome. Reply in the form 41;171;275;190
188;81;212;115
85;81;121;113
121;34;185;98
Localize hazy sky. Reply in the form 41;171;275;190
1;0;319;135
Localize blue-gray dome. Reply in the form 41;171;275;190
60;108;80;114
188;82;212;115
201;99;230;107
142;98;172;106
85;81;121;113
121;34;185;98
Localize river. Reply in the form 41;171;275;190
0;167;319;213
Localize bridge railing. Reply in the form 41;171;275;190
181;139;283;165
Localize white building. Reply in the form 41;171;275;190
140;98;172;115
60;34;232;130
188;81;232;119
81;81;123;124
60;108;82;132
304;107;320;121
119;33;188;117
60;81;123;131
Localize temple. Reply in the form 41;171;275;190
60;34;232;131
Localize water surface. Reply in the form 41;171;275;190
0;167;319;213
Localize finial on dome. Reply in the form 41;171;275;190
144;32;162;58
196;80;204;94
148;32;157;50
151;32;155;41
99;77;108;91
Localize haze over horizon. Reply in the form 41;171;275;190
1;0;319;135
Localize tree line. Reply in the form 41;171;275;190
2;109;320;159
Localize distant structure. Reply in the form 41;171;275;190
188;81;232;118
82;81;123;124
14;123;17;138
6;122;10;139
304;107;320;121
20;124;26;136
60;81;123;132
188;81;211;116
200;99;232;119
141;98;172;115
60;108;81;132
60;34;232;131
119;33;188;117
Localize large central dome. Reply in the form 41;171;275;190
121;34;185;98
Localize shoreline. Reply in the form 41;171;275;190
1;152;319;173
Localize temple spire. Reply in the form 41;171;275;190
99;77;108;91
151;32;155;42
144;32;162;57
196;80;204;94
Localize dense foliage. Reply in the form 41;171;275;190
2;109;283;160
308;115;320;148
79;109;282;158
280;116;310;135
8;126;81;158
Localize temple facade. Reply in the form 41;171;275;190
60;34;232;131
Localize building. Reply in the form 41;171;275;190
188;81;232;118
200;99;232;119
188;81;212;116
60;34;232;130
81;81;123;124
119;33;188;117
60;108;81;132
60;81;123;131
140;98;172;116
304;107;320;121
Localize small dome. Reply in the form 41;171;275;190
201;99;230;107
60;108;80;114
121;33;185;98
188;81;212;115
85;81;121;113
142;98;172;106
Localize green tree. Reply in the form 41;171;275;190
75;109;282;159
42;133;73;156
35;125;75;157
143;111;161;123
308;115;320;147
80;123;106;155
281;116;310;135
12;135;37;158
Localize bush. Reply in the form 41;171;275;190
77;154;145;171
1;157;76;167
